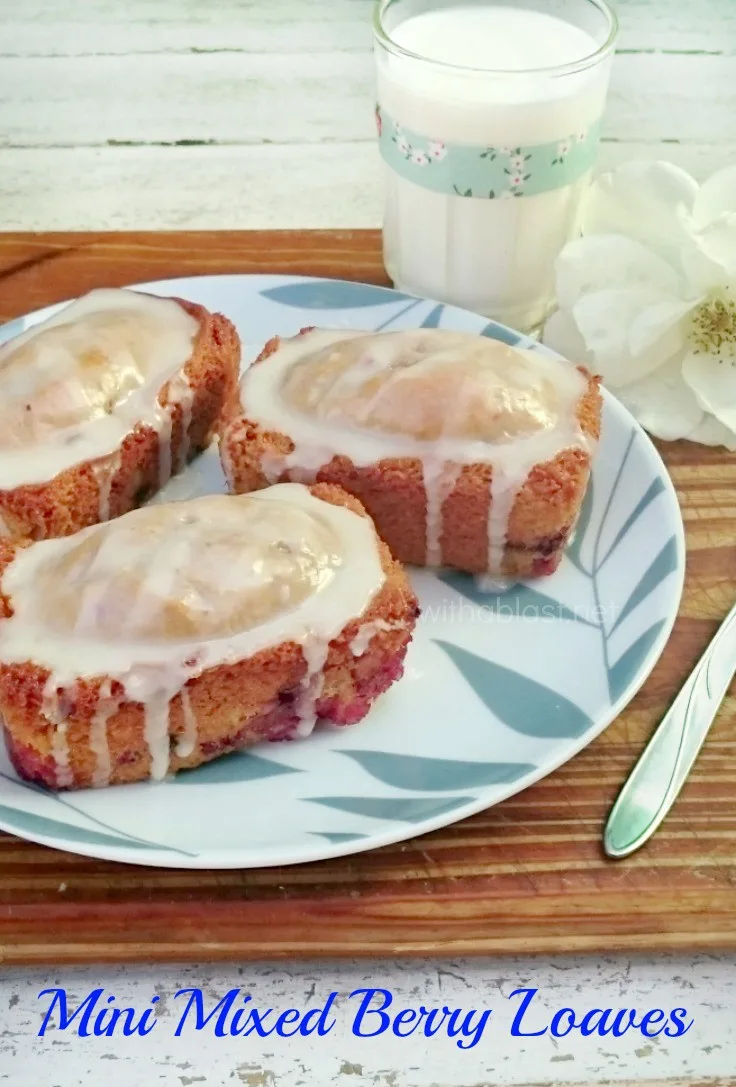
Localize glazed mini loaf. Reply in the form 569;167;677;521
0;483;418;790
219;328;601;577
0;287;240;541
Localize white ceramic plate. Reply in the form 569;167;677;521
0;275;685;868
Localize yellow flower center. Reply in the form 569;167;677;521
689;287;736;358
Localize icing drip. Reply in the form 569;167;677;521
0;486;387;781
486;462;516;575
156;403;174;490
171;372;194;470
42;676;73;788
236;329;594;573
294;637;329;737
261;449;288;485
423;372;481;566
423;460;459;566
143;689;174;781
93;450;122;522
473;574;514;594
89;678;119;787
176;687;198;758
350;618;405;658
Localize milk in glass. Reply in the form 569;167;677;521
374;1;617;331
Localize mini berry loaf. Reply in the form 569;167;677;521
0;483;418;790
0;287;240;541
219;328;601;577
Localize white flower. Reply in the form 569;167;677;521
392;119;402;133
509;154;527;170
396;135;411;155
556;140;572;157
509;173;526;187
428;140;447;161
543;161;736;448
410;150;429;166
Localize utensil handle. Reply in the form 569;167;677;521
604;603;736;859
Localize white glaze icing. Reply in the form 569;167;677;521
293;638;329;737
92;451;122;523
41;676;73;788
349;619;406;658
176;687;198;759
473;575;515;594
89;678;119;787
236;329;594;572
170;371;195;471
0;288;199;490
0;484;386;780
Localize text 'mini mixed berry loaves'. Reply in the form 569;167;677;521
220;328;601;577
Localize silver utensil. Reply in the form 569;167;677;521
604;600;736;859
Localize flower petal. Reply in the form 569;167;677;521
541;307;591;362
691;165;736;230
697;218;736;278
571;288;688;387
554;234;682;309
584;162;699;257
682;348;736;434
680;242;731;295
628;296;697;360
687;414;736;451
616;355;704;441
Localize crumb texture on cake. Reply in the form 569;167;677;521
0;483;418;790
220;327;602;577
0;288;241;542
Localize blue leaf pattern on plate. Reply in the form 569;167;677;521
435;641;593;738
610;536;678;634
305;795;472;823
309;831;368;843
598;477;665;570
0;771;193;855
421;304;444;328
173;752;300;785
439;572;598;627
0;802;157;852
608;619;667;702
481;321;521;346
339;750;534;791
260;281;410;309
566;479;595;575
0;316;25;347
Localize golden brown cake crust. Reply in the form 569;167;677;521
0;483;419;790
220;331;602;577
0;297;241;542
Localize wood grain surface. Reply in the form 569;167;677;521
4;0;736;232
0;229;735;966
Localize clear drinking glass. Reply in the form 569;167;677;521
373;0;618;332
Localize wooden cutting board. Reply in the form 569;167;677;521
1;229;735;965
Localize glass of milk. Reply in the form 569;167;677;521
373;0;618;332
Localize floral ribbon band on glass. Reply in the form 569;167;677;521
376;105;602;199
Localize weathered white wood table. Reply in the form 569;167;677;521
1;2;735;1084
